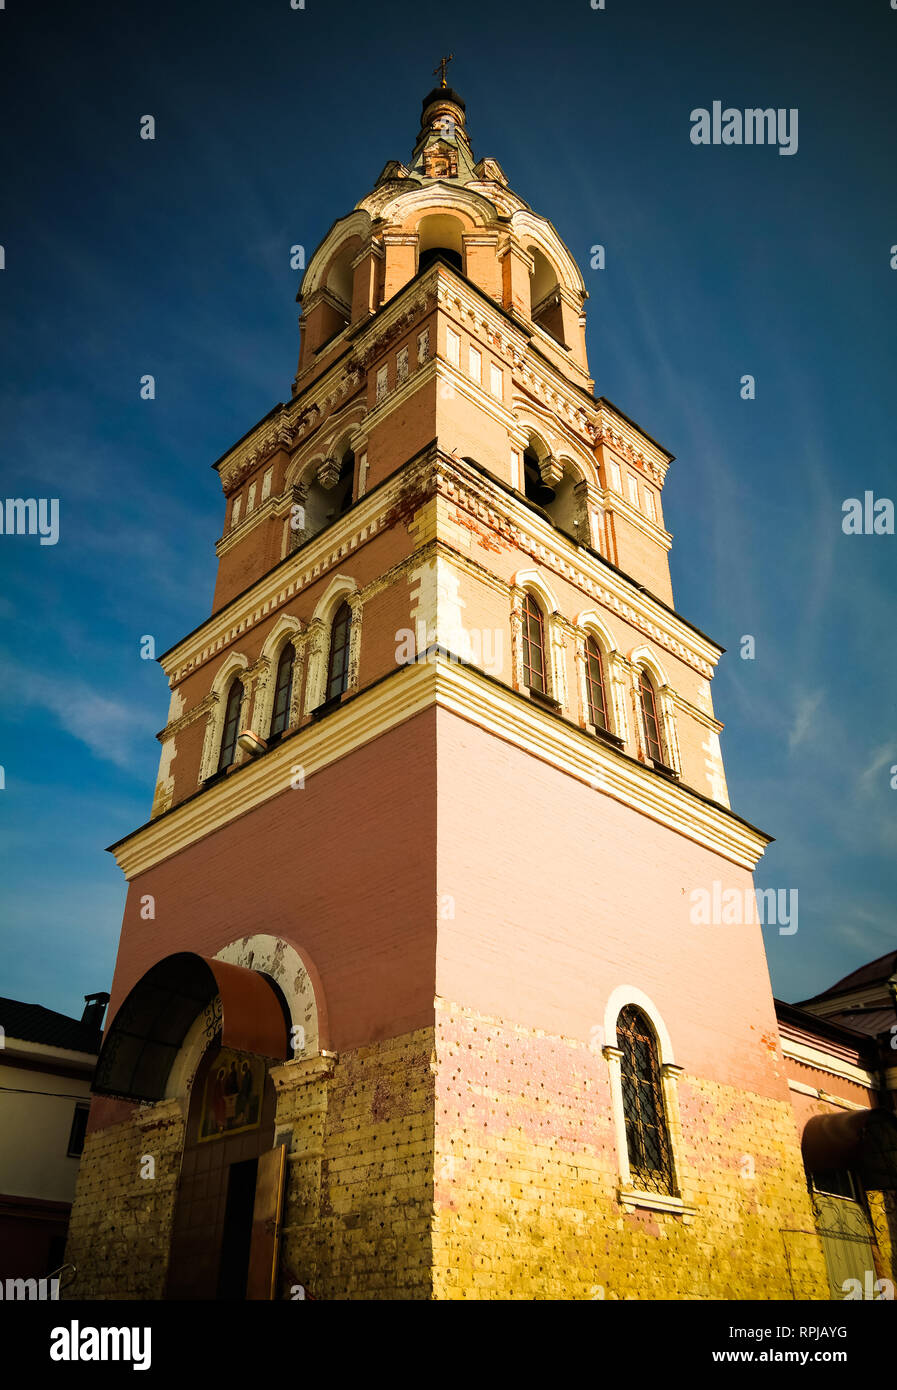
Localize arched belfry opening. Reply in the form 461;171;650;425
522;439;590;545
417;213;464;274
528;246;567;348
290;444;356;552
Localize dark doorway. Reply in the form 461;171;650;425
217;1158;258;1299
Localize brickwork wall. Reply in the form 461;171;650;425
63;1100;184;1299
432;1000;829;1300
273;1030;435;1300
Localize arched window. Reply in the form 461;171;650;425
639;668;664;763
217;680;244;772
338;451;355;515
521;593;546;693
585;637;609;731
326;602;352;701
523;446;554;510
269;645;295;740
617;1005;676;1196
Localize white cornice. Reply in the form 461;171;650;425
781;1039;877;1089
786;1079;868;1111
433;660;768;870
595;403;672;482
165;445;720;690
111;655;769;881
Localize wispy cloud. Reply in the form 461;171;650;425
787;689;824;753
1;661;155;770
855;741;896;805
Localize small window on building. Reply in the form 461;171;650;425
607;460;622;494
521;593;546;694
446;327;461;368
627;475;640;509
490;363;503;400
261;466;273;502
418;328;430;363
231;496;242;530
397;346;409;385
269;645;295;741
644;487;656;521
326;602;352;702
68;1103;90;1158
617;1005;676;1195
810;1169;859;1201
585;636;609;731
247;482;257;513
639;669;664;764
376;364;388;403
468;345;481;384
217;679;244;771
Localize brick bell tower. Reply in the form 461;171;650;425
67;76;829;1301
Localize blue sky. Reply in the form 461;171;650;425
1;0;894;1016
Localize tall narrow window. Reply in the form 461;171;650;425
617;1005;676;1195
585;637;609;731
326;602;352;702
521;593;546;694
217;680;244;771
269;645;295;740
639;669;664;763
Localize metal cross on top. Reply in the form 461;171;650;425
433;54;453;88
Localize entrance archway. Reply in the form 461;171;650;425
93;951;294;1300
166;1036;278;1299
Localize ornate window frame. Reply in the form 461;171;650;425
510;569;566;710
303;575;362;714
601;986;695;1218
628;645;682;776
254;615;306;742
574;611;629;741
198;652;252;783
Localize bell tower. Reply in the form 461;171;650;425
66;77;829;1301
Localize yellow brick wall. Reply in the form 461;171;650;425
67;1016;854;1301
266;1031;435;1300
432;1000;831;1300
64;1100;184;1299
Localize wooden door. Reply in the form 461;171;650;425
246;1143;287;1299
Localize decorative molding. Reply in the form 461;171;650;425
111;654;771;881
781;1040;877;1090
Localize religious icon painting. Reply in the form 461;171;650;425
198;1047;265;1142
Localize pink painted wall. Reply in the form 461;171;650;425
435;708;788;1101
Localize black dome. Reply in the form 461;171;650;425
421;86;466;116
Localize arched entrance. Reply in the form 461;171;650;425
93;951;293;1300
166;1036;279;1299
